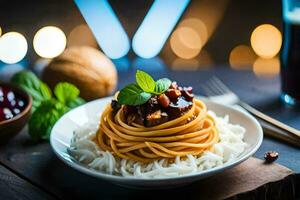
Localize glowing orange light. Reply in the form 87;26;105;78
172;59;199;71
171;49;212;70
198;49;213;67
180;18;208;45
177;27;202;50
253;57;280;78
250;24;282;59
67;24;97;47
170;27;202;59
0;27;2;36
229;45;257;70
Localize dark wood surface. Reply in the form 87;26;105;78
0;67;300;200
0;164;55;200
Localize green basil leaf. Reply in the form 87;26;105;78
136;70;156;93
11;70;40;90
54;82;80;104
28;99;68;140
11;70;52;112
117;83;151;105
66;97;85;109
12;71;85;141
154;78;171;94
40;82;52;100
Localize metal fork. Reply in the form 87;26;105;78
202;76;300;146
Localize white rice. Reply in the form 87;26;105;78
68;111;247;178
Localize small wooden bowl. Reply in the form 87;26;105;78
0;82;32;143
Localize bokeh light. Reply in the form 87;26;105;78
169;0;229;60
171;49;212;70
172;59;199;71
250;24;282;59
253;57;280;78
180;0;229;43
67;24;98;47
179;18;208;45
170;27;202;59
0;32;28;64
198;49;213;67
0;27;2;36
131;0;190;59
33;26;66;58
229;45;257;70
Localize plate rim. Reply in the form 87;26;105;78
50;96;263;182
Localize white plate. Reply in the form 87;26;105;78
50;97;263;188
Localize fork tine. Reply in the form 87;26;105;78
208;78;227;95
201;76;234;97
204;80;220;95
201;84;216;96
202;79;222;96
211;76;232;93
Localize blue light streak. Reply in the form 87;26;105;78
132;57;166;72
132;0;190;58
74;0;130;59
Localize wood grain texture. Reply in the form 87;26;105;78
228;174;300;200
187;157;293;200
0;164;55;200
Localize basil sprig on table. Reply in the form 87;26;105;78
12;71;85;141
11;70;52;112
117;70;171;106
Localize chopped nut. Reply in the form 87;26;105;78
264;151;279;163
158;94;170;108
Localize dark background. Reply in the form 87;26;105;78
0;0;282;65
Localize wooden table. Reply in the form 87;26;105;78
0;66;299;199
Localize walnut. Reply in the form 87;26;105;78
42;46;117;100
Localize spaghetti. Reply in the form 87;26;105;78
96;99;219;163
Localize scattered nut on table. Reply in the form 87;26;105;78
264;151;279;163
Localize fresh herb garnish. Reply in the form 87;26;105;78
54;82;85;109
154;78;172;94
118;83;152;106
11;70;85;141
11;71;52;112
28;99;68;140
136;70;156;93
117;70;171;106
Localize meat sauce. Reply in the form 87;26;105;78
112;82;195;127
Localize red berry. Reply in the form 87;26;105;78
0;108;5;121
13;108;21;115
17;100;25;108
0;107;13;121
0;87;16;108
7;91;15;102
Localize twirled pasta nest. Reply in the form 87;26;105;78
97;99;219;163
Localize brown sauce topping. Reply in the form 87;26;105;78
112;82;195;127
